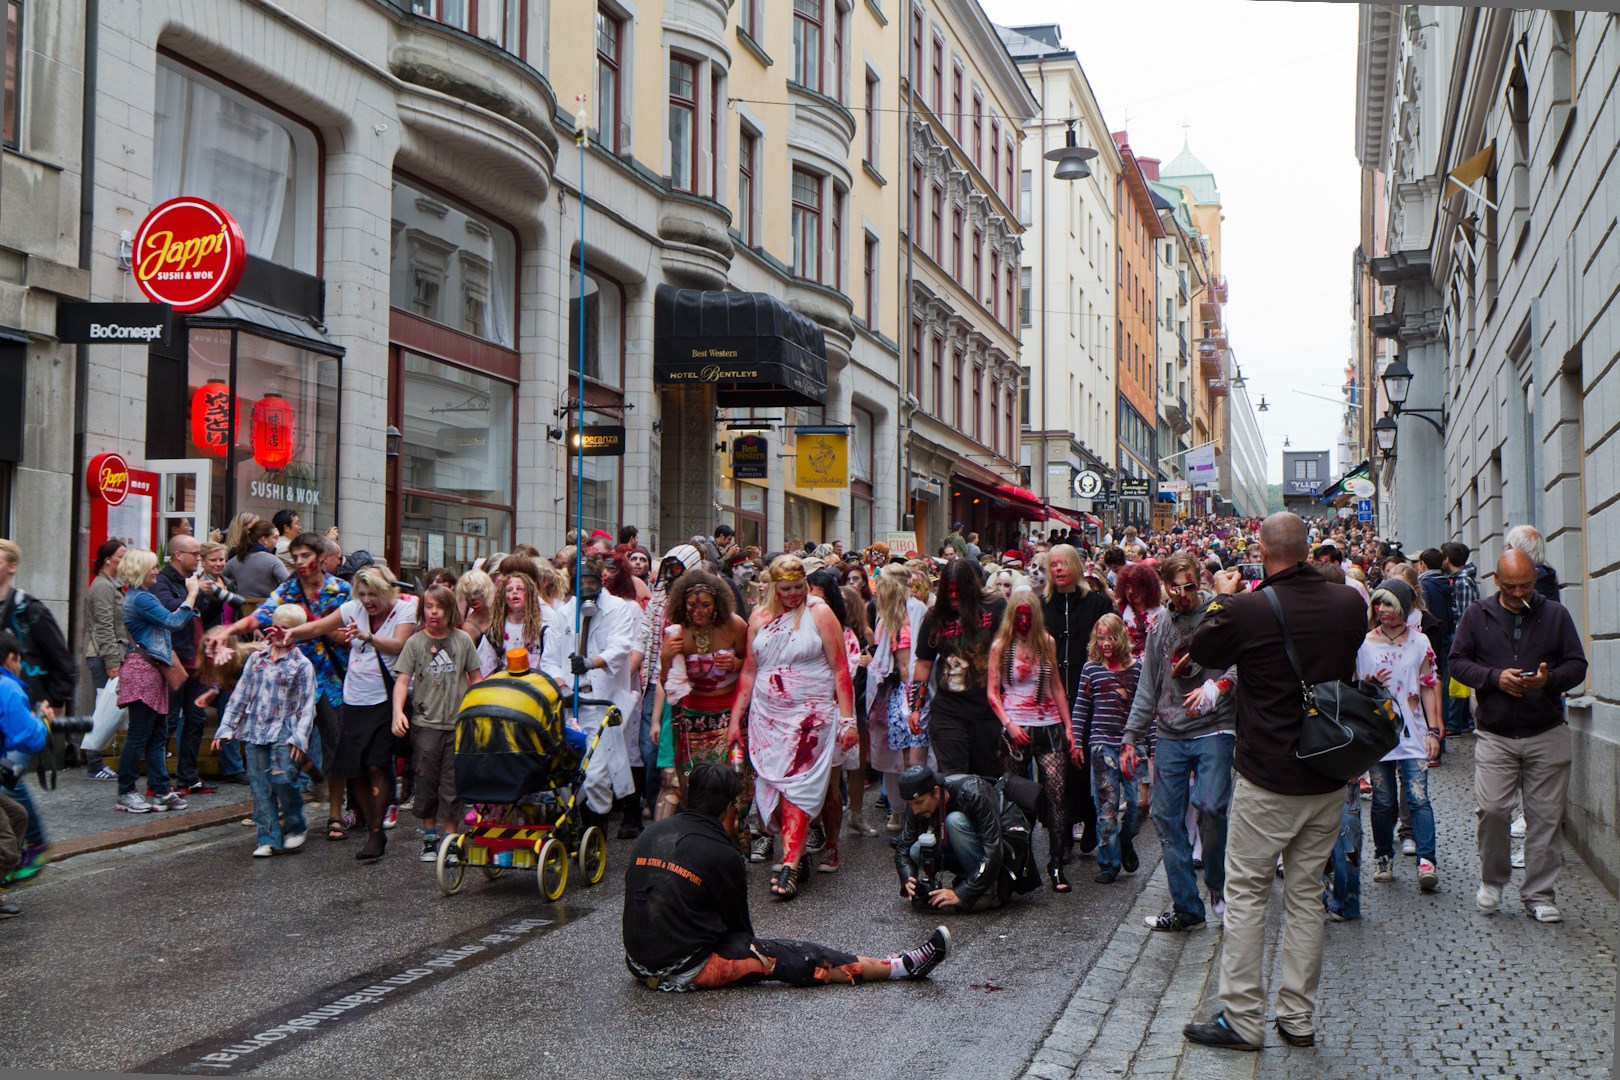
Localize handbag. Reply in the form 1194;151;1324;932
135;646;189;692
1262;588;1401;782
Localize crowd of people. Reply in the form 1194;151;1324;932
0;508;1591;1046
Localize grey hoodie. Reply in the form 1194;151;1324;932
1123;594;1237;749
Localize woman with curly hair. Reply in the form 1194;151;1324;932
729;555;856;899
1114;562;1166;661
655;570;750;822
499;571;548;658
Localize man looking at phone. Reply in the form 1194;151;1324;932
1448;548;1586;923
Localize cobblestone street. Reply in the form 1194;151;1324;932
1021;736;1617;1079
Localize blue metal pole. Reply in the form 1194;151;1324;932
573;113;587;719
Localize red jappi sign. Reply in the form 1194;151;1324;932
132;196;247;313
87;452;132;506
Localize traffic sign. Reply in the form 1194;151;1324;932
1074;470;1103;499
1357;499;1373;522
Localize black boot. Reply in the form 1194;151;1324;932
615;795;644;839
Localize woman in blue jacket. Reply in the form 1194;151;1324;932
116;549;200;814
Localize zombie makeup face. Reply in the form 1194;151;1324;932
504;576;527;616
1013;605;1033;635
423;596;450;632
776;580;808;610
686;589;716;627
628;551;650;579
355;581;388;619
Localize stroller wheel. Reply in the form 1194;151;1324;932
536;838;568;902
482;864;506;880
578;826;608;887
435;835;466;896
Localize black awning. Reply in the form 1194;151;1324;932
654;284;827;407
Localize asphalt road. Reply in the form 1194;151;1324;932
1;808;1157;1079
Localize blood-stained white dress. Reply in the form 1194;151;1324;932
747;596;838;829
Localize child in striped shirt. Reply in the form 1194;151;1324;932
1071;613;1141;884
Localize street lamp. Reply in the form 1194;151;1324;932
1256;395;1269;411
1374;415;1398;456
1044;119;1098;181
1379;355;1445;435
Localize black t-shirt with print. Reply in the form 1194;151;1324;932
916;598;1007;724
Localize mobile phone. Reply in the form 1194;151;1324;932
1239;563;1264;582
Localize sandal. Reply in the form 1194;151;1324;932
325;817;348;841
770;859;802;900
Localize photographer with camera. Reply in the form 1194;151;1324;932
894;765;1028;912
0;631;51;914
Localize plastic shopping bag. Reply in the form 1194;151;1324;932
1447;677;1471;700
82;677;128;753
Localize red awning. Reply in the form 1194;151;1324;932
993;483;1046;514
1085;513;1103;527
1046;508;1082;530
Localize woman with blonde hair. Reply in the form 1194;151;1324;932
988;588;1078;891
279;562;417;858
114;548;201;813
728;554;856;899
455;568;501;676
1042;543;1113;856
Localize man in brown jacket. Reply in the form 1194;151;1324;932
1181;513;1367;1052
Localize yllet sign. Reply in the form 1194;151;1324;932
133;196;247;313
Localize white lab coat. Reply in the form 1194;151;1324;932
541;590;642;813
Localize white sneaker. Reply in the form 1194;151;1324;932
886;812;904;833
1510;814;1527;839
283;831;307;851
1476;882;1502;914
116;792;152;814
1530;903;1563;923
1401;837;1416;857
1510;847;1525;868
252;844;274;858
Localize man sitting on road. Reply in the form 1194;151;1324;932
623;762;949;990
893;765;1030;912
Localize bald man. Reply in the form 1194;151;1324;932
1181;513;1367;1052
1449;548;1586;924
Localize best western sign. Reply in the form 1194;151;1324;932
56;302;174;346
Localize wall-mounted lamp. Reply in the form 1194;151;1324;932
385;424;402;459
546;426;564;442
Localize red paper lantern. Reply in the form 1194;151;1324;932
251;394;297;471
189;380;232;458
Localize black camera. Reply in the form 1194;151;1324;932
48;717;94;737
911;831;941;912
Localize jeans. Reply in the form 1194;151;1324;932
215;685;244;778
909;809;996;909
1090;744;1140;874
243;742;307;848
1150;733;1234;919
168;677;207;788
1444;689;1474;735
1369;757;1435;861
119;700;172;797
1;753;44;848
638;689;661;811
1325;782;1363;919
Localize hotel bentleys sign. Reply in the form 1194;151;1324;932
662;348;757;383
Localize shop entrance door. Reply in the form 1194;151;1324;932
145;458;213;552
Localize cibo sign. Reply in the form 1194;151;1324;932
132;196;247;313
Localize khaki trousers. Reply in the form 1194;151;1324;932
1217;775;1343;1045
1475;725;1571;909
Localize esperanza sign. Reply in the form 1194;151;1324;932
132;196;247;313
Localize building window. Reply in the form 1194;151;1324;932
931;336;944;415
3;0;18;147
930;33;943;114
397;350;516;575
952;349;963;427
929;183;943;263
990;119;1000;185
950;206;964;280
851;405;875;551
596;6;624;153
1006;265;1016;333
910;317;923;400
391;177;518;347
1020;266;1032;327
831;185;845;292
668;56;697;193
793;0;823;92
971;228;982;301
709;70;721;199
864;71;879;164
566;267;625;388
154;59;320;273
910;161;923;238
832;5;846;104
791;167;823;282
1019;169;1032;224
738;127;757;245
863;233;878;328
909;4;923;92
410;0;470;30
1005;387;1015;456
972;90;983;166
972;365;983;441
990;250;1001;319
1005;138;1015;205
739;0;759;39
951;63;964;141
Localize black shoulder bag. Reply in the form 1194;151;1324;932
1262;587;1401;781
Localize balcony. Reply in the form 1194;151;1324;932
1178;270;1189;303
1208;378;1229;398
1165;395;1192;435
1178;331;1188;360
1211;277;1229;304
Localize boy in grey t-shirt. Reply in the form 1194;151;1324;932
392;585;481;861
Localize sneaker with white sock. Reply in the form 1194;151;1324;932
889;925;950;979
1511;847;1525;868
1401;837;1416;857
116;792;151;814
1510;814;1526;838
1477;882;1502;913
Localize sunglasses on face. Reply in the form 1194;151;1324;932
1170;582;1199;595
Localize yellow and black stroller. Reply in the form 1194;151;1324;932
434;654;624;900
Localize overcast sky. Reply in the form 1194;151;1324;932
981;0;1361;483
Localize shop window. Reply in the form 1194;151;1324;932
668;55;697;193
567;267;625;389
4;1;19;147
397;350;515;574
596;5;625;153
391;177;517;347
153;58;319;273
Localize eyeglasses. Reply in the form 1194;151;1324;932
1170;582;1199;595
